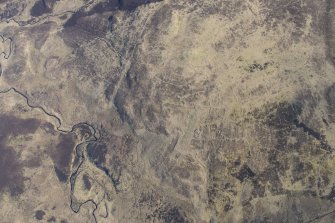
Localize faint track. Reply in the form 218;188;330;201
304;208;335;223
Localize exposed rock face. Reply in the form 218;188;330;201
1;0;335;222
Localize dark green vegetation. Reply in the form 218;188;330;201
63;0;162;28
0;115;40;196
30;0;52;17
35;210;46;220
52;133;76;182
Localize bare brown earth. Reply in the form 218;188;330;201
2;0;335;222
